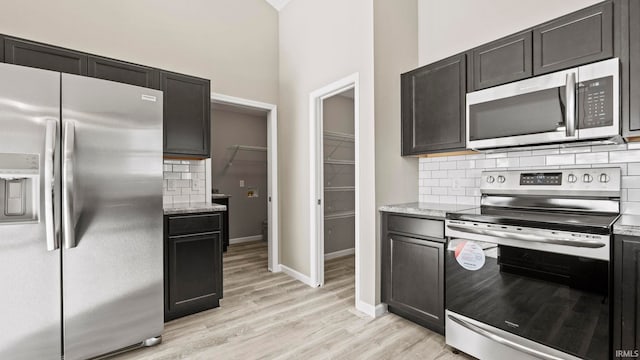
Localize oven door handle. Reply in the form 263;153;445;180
447;314;564;360
447;224;605;248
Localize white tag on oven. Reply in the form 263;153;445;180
141;94;157;102
454;240;486;271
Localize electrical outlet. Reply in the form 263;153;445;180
240;180;245;188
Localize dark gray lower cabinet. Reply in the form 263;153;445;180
381;213;445;334
165;212;223;322
614;235;640;355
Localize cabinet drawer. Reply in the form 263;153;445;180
387;215;443;239
168;213;221;236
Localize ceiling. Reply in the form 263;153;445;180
265;0;292;11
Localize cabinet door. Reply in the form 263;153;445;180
401;53;466;155
614;235;640;353
388;234;444;333
629;0;640;135
470;31;532;90
88;56;159;89
166;232;222;321
4;37;87;75
0;35;4;62
533;2;613;75
161;71;211;157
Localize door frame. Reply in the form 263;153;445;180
309;73;360;300
210;92;280;272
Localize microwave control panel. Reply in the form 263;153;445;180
578;76;613;129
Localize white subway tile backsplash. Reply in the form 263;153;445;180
575;152;608;164
628;189;640;202
425;162;440;171
532;148;560;156
623;176;640;188
440;161;457;170
559;146;591;154
417;143;640;213
546;154;575;166
610;150;640;163
496;157;519;168
163;159;207;205
457;160;475;169
519;156;546;167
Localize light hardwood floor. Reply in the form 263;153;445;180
114;241;473;360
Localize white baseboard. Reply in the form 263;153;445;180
356;301;388;318
324;247;355;260
269;264;282;273
280;264;318;288
229;235;263;245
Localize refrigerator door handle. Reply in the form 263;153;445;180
63;121;76;249
44;120;58;251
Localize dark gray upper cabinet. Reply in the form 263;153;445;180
161;71;211;158
381;213;445;334
470;31;532;91
0;35;4;63
4;37;87;75
401;53;466;156
614;235;640;353
628;0;640;135
533;1;613;75
88;56;159;89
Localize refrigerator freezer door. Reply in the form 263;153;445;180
61;74;164;360
0;64;61;359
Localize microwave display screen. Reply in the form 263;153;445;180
578;76;613;129
520;172;562;185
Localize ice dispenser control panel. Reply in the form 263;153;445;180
0;153;40;224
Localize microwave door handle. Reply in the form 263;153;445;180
62;121;76;249
565;72;576;137
446;224;605;248
44;120;58;251
447;314;564;360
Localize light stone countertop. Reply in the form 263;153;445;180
614;214;640;237
164;202;227;215
378;202;477;219
211;193;232;199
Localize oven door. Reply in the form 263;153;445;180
467;68;578;149
445;222;610;360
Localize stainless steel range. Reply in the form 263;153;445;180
445;168;620;360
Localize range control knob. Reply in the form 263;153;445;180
487;176;495;184
599;173;610;183
497;175;506;183
583;174;594;183
568;174;578;183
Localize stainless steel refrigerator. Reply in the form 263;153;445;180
0;63;164;360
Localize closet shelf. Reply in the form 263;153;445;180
323;131;354;142
324;159;355;165
324;186;355;192
324;210;355;220
227;145;267;167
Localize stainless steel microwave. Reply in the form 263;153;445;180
466;58;619;150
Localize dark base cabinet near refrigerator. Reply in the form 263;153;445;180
381;212;445;334
164;212;224;322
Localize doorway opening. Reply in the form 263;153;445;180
210;93;279;272
309;73;360;308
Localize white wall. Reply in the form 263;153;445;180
278;0;377;307
418;0;602;65
373;0;419;304
0;0;279;104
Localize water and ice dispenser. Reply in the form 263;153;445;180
0;153;39;224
